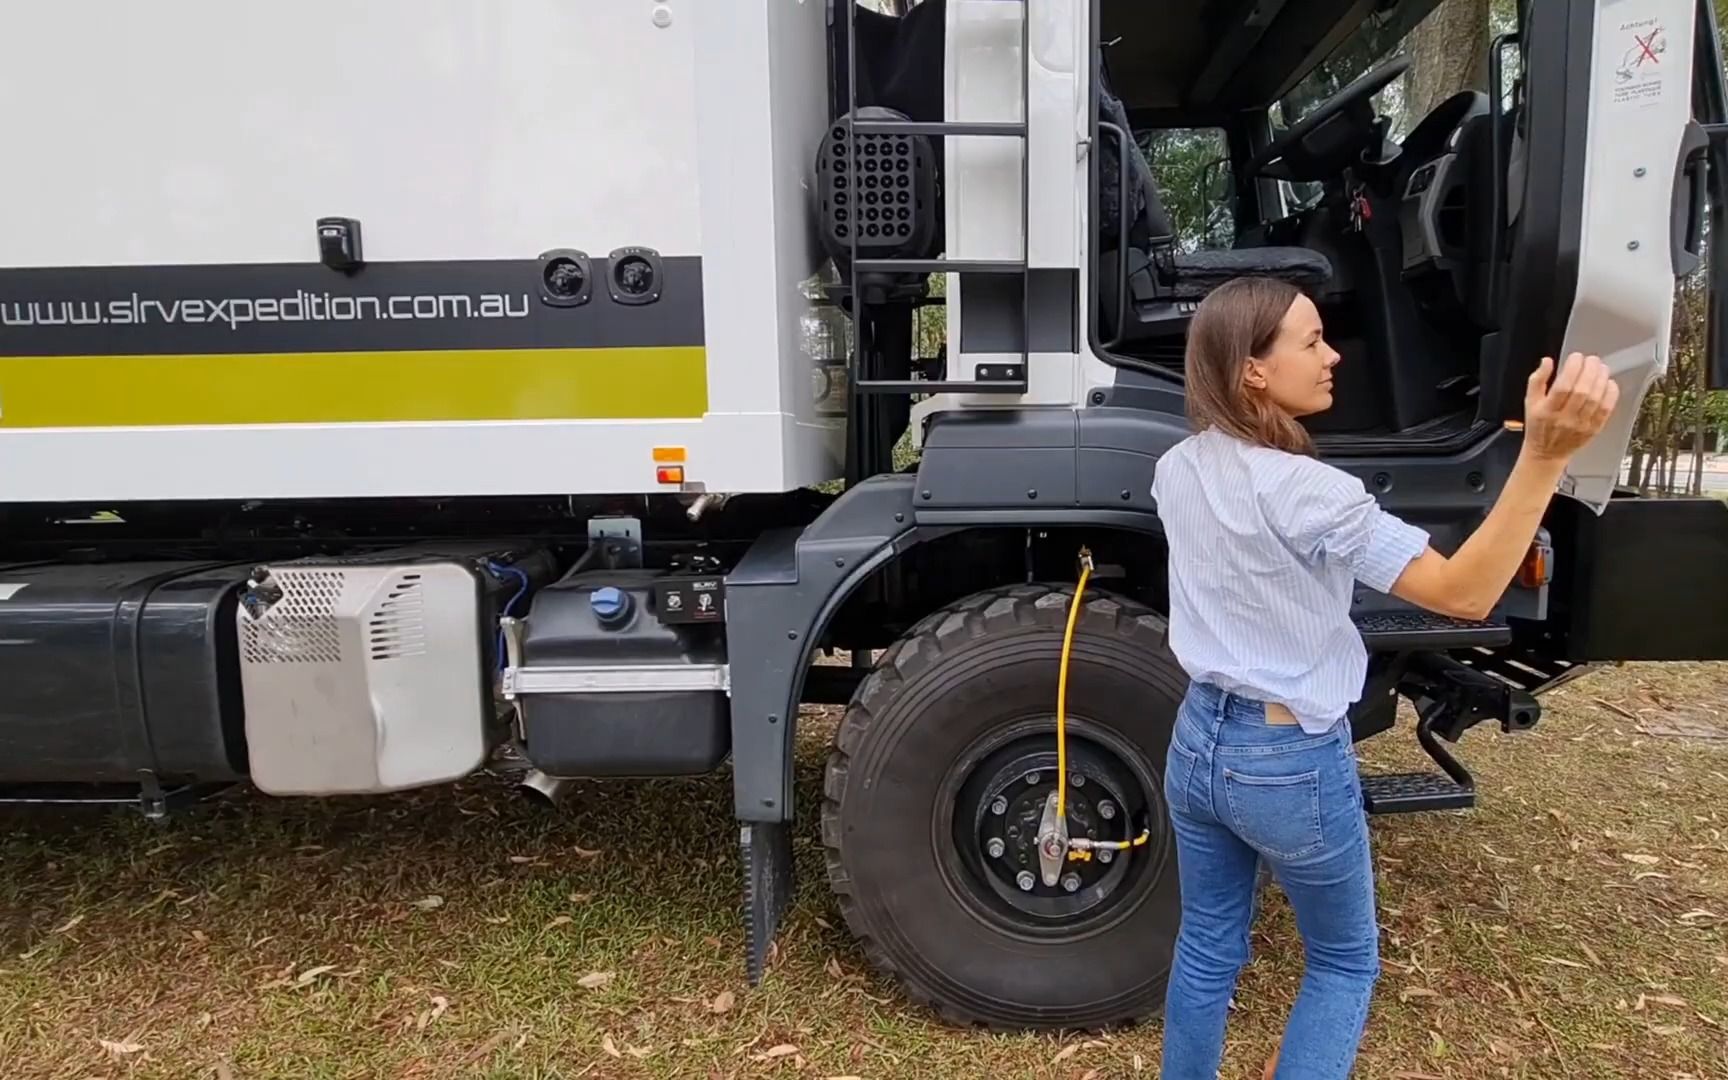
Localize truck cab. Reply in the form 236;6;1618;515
2;0;1726;1032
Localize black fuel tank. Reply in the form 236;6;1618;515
0;561;251;784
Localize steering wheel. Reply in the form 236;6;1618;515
1247;55;1412;182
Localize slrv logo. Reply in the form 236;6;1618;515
0;291;533;330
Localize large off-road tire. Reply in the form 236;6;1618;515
821;583;1188;1030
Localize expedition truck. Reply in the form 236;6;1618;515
3;0;1728;1030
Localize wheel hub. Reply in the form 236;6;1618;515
948;727;1156;930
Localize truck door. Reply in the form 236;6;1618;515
1485;0;1717;511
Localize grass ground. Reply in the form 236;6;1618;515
2;663;1725;1080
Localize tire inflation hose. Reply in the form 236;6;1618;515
1057;546;1151;860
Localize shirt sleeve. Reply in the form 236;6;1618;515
1262;459;1431;594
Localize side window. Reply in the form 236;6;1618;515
1136;127;1233;253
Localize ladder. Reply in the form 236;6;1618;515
840;0;1033;399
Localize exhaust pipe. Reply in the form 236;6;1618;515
518;769;573;808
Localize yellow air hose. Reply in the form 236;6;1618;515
1056;546;1150;861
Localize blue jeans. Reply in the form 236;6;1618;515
1159;682;1379;1079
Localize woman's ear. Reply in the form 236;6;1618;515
1241;356;1269;391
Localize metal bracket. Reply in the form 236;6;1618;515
1035;791;1068;887
501;663;731;696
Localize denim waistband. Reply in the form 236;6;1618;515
1185;681;1272;725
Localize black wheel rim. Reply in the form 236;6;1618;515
932;713;1171;941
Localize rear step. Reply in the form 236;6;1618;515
1360;710;1477;814
1354;609;1511;651
1359;653;1541;815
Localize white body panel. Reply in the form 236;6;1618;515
0;0;840;501
1558;0;1697;511
238;560;490;795
0;4;701;267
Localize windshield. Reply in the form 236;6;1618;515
1270;0;1518;211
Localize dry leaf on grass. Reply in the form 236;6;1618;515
577;971;615;990
1622;853;1662;866
411;896;444;911
416;996;450;1030
543;916;573;931
98;1038;145;1055
1052;1042;1081;1063
755;1043;801;1062
1400;986;1441;1003
1538;956;1588;969
574;844;603;859
463;1030;515;1065
52;914;84;934
709;990;736;1014
295;964;338;987
602;1034;622;1058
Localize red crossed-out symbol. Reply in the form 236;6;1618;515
1635;30;1661;65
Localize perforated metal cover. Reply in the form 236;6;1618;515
241;569;344;665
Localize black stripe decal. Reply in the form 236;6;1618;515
0;257;704;356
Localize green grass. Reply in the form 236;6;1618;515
3;663;1726;1078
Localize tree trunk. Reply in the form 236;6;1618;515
1404;0;1491;122
1692;357;1708;496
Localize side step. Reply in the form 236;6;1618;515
1354;609;1511;651
1360;710;1477;815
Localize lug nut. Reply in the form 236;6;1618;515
1098;848;1115;864
1061;873;1082;893
1099;800;1116;820
991;796;1008;815
986;838;1006;859
1016;871;1036;891
1025;771;1041;786
1071;774;1085;788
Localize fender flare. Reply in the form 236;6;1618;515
726;406;1187;822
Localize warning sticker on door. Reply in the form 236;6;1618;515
1612;20;1668;107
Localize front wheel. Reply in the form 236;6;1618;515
821;583;1188;1029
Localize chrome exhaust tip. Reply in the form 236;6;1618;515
517;769;572;808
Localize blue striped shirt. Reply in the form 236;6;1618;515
1150;427;1432;734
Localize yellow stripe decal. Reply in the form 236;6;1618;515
0;347;708;427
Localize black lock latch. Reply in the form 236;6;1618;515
316;217;364;272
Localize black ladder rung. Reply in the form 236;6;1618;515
851;120;1027;137
852;258;1026;275
855;379;1027;396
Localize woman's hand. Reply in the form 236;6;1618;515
1388;350;1622;621
1521;352;1620;464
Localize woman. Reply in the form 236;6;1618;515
1151;277;1619;1079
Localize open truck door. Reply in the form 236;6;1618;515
1487;0;1717;511
1495;0;1728;664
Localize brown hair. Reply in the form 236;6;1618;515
1183;276;1315;456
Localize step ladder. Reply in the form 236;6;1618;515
839;0;1032;398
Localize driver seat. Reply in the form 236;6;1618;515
1097;83;1333;352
